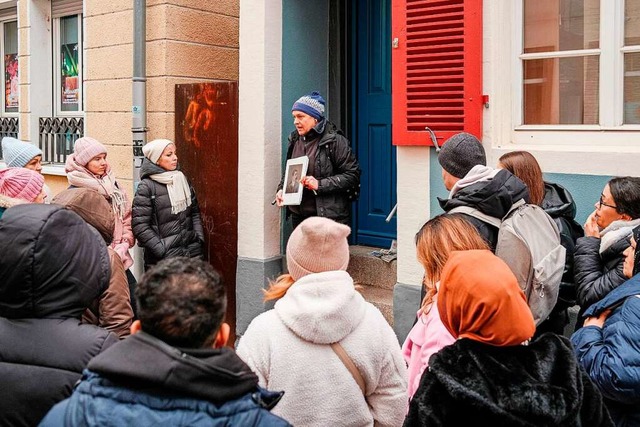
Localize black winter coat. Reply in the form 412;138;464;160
0;204;118;427
541;182;584;310
278;120;360;224
438;169;529;251
575;235;630;310
132;159;204;267
405;334;613;427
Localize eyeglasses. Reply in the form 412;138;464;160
598;194;618;210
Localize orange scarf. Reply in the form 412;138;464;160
438;250;535;346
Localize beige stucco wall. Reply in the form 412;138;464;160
84;0;239;196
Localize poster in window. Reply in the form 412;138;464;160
61;43;79;109
4;53;17;110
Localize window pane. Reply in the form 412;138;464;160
624;52;640;124
523;56;599;125
60;15;79;112
626;0;640;46
524;0;599;53
4;21;18;113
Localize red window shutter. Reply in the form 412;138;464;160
392;0;483;146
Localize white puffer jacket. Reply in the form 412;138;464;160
237;270;407;427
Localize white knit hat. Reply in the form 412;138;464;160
142;139;174;164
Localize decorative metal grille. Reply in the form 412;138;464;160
0;117;18;159
39;117;84;164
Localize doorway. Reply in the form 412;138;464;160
350;0;397;248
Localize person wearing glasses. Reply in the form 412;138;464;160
574;177;640;329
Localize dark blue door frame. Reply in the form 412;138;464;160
350;0;397;248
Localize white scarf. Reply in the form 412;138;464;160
599;218;640;254
149;170;192;214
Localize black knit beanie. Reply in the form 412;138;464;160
437;132;486;178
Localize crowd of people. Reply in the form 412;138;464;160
1;92;639;426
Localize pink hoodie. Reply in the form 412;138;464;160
402;294;455;400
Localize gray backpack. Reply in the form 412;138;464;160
450;200;566;325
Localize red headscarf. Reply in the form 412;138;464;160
437;250;535;346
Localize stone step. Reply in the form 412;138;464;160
358;284;394;326
347;245;397;290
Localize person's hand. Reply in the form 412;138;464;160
301;176;319;191
275;190;284;207
584;211;601;238
623;244;635;278
584;309;611;328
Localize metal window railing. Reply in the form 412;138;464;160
39;117;84;164
0;117;19;159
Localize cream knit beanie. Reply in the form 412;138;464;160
142;139;174;164
286;217;350;281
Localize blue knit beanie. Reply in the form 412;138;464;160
2;137;43;168
291;91;326;121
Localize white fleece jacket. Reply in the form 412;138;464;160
237;271;407;427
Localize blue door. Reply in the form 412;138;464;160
352;0;396;248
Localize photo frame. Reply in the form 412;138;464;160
282;155;309;205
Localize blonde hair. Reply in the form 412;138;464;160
416;214;489;314
263;273;296;302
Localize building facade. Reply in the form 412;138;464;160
237;0;640;340
0;0;238;197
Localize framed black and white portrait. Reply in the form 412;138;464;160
282;155;309;205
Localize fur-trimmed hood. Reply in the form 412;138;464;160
0;193;25;210
405;333;612;426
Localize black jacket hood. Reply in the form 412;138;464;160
439;169;530;219
542;181;577;220
0;204;110;319
88;332;261;403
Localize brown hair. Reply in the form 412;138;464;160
415;214;489;314
498;151;545;206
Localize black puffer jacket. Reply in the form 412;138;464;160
132;159;204;267
278;120;360;224
575;235;630;310
0;204;118;427
542;182;584;310
438;169;529;251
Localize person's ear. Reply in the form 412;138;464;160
212;322;230;349
621;213;633;221
130;320;142;335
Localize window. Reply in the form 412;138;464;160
3;20;18;115
53;14;82;115
517;0;640;128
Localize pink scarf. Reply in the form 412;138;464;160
65;154;127;220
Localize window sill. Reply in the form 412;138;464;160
490;140;640;177
41;164;67;176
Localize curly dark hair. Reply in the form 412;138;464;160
135;257;226;348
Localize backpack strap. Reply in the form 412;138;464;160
330;342;366;395
449;199;527;228
505;198;526;215
448;206;502;228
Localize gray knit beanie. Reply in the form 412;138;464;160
437;132;486;178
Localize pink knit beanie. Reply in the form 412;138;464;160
286;217;351;280
0;168;45;202
73;137;107;166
